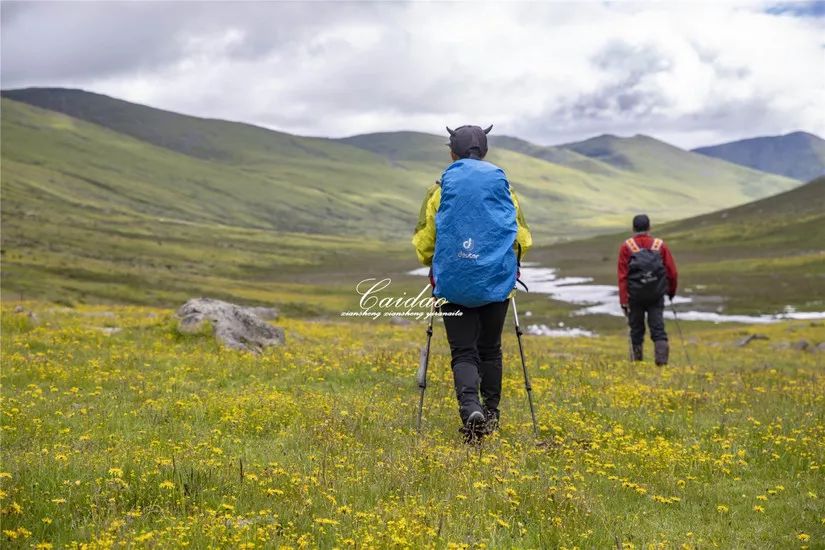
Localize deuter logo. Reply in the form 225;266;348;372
458;237;479;260
458;236;478;259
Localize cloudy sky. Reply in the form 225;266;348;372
1;1;823;148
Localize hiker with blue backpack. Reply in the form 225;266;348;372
412;124;532;441
617;214;679;366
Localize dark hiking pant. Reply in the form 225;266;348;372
628;297;668;346
441;300;509;423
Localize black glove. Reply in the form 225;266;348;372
668;293;675;301
621;304;629;317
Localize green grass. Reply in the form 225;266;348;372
0;89;814;316
530;177;825;314
1;303;823;548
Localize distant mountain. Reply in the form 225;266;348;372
488;135;619;176
692;131;825;182
556;133;801;203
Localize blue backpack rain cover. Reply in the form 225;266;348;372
433;159;518;307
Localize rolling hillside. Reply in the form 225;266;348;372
0;89;432;237
489;135;620;175
341;130;799;239
558;134;797;203
4;88;800;240
0;87;811;308
0;97;421;307
693;131;825;182
530;176;825;313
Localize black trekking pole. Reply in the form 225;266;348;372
416;302;436;431
511;296;539;439
669;298;692;364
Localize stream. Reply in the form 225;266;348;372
409;266;825;335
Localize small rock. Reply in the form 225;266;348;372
815;342;825;353
13;305;25;313
176;298;285;353
737;334;769;347
791;340;810;351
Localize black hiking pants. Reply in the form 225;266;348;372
628;297;668;346
440;300;509;423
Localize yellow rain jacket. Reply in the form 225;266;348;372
412;180;533;270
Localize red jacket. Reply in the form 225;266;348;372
617;233;678;305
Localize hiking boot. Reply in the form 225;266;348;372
654;340;669;366
460;410;486;444
482;407;500;434
452;362;483;424
631;344;643;361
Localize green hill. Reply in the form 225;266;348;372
663;175;825;246
0;88;434;237
3;88;800;241
693;131;825;182
0;87;810;308
489;135;625;175
558;133;798;202
0;96;427;307
530;176;825;313
340;130;799;238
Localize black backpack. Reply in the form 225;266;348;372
626;238;667;303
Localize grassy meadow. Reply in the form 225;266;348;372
2;88;824;549
1;303;824;548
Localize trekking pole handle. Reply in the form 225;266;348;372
427;292;435;328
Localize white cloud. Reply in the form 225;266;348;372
1;1;823;148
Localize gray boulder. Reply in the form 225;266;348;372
791;340;810;352
176;298;284;353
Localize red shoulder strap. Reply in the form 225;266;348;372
625;238;641;253
651;238;663;251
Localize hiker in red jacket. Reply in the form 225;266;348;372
617;214;678;365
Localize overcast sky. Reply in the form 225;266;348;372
1;1;823;148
